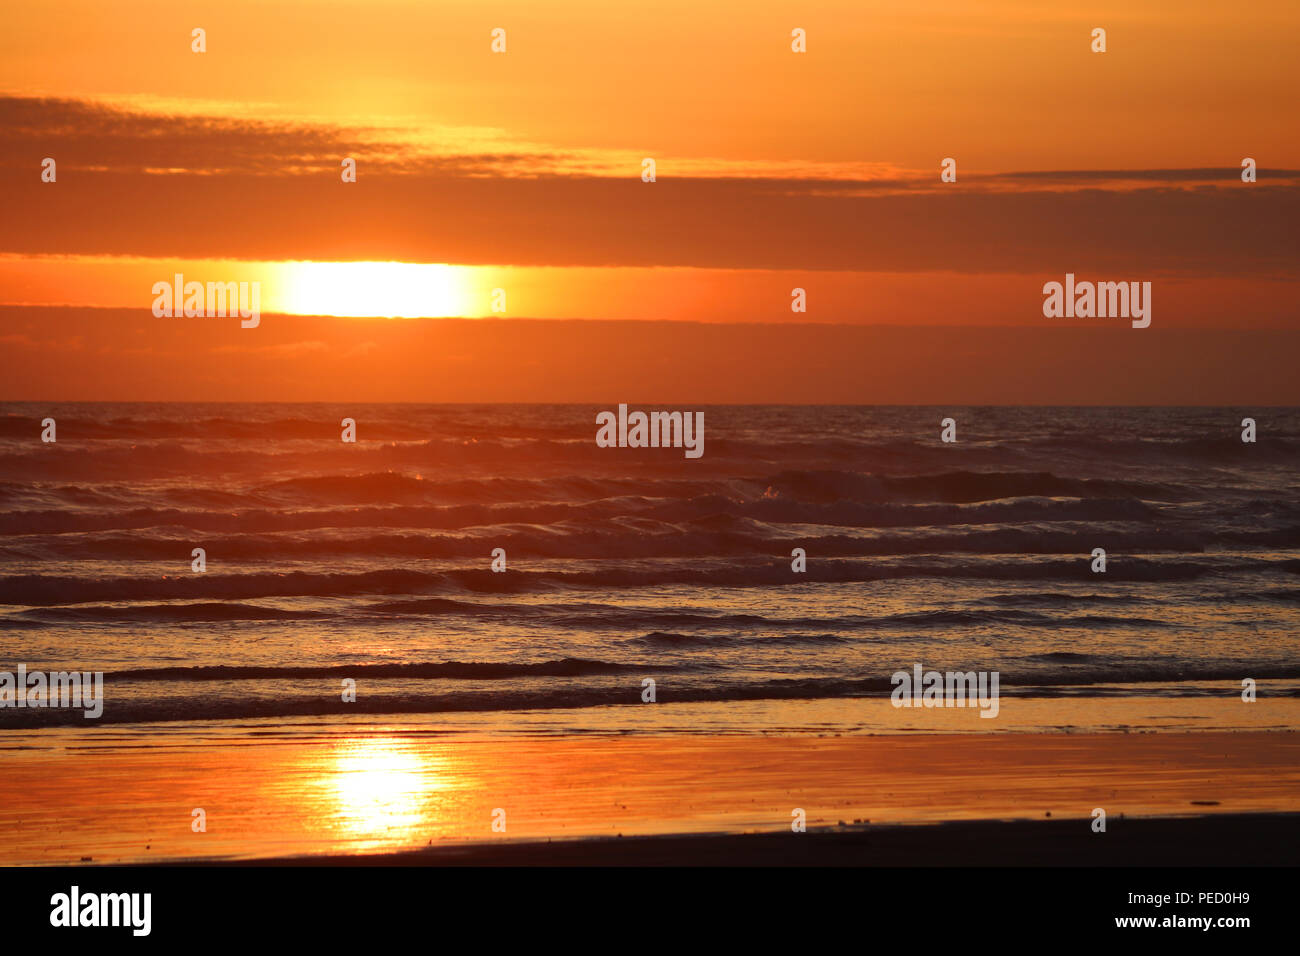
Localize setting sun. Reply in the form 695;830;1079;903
279;261;475;318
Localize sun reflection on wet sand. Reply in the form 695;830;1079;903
321;740;448;848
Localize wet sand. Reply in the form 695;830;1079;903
2;728;1297;866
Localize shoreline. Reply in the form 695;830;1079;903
206;811;1300;867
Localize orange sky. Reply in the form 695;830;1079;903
0;0;1297;400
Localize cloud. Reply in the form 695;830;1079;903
2;307;1298;405
2;95;1297;277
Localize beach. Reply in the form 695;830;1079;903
2;403;1298;868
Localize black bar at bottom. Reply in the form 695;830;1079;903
1;864;1283;943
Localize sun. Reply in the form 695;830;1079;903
277;260;475;318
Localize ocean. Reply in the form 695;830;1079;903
2;403;1298;735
